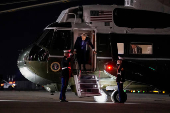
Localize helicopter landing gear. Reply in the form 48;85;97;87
111;90;127;103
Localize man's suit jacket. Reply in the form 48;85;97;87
130;46;142;54
74;36;94;53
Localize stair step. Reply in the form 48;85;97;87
80;84;98;88
81;92;101;97
79;79;97;83
79;83;97;84
81;92;100;94
80;75;96;79
74;74;101;97
80;88;99;89
81;93;100;96
79;81;97;84
80;89;99;93
80;78;97;80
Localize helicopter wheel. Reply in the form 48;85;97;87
111;90;127;103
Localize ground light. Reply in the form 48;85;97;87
153;91;159;93
94;90;108;103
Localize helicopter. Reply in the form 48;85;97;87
16;0;170;103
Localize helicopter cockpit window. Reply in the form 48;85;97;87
130;43;153;54
50;30;72;51
28;45;49;61
38;29;54;48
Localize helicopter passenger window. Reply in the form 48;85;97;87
117;43;124;54
50;30;71;51
130;43;153;54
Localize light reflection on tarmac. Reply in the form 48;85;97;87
0;91;170;113
0;90;170;103
0;100;140;105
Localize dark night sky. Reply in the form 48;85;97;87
0;1;73;80
0;0;124;80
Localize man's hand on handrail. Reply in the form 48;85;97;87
93;50;97;54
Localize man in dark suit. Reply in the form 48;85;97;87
73;33;96;71
130;44;142;54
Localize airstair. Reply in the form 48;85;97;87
74;71;101;97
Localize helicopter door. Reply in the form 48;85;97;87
73;30;96;71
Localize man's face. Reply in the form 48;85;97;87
131;45;136;49
81;35;86;39
64;53;69;57
117;60;122;65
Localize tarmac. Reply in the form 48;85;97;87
0;90;170;113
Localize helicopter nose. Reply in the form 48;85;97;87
17;45;51;85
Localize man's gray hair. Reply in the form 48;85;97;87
81;33;87;37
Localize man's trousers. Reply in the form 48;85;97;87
60;77;69;100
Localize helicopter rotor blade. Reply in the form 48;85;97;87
0;0;125;14
0;0;79;14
